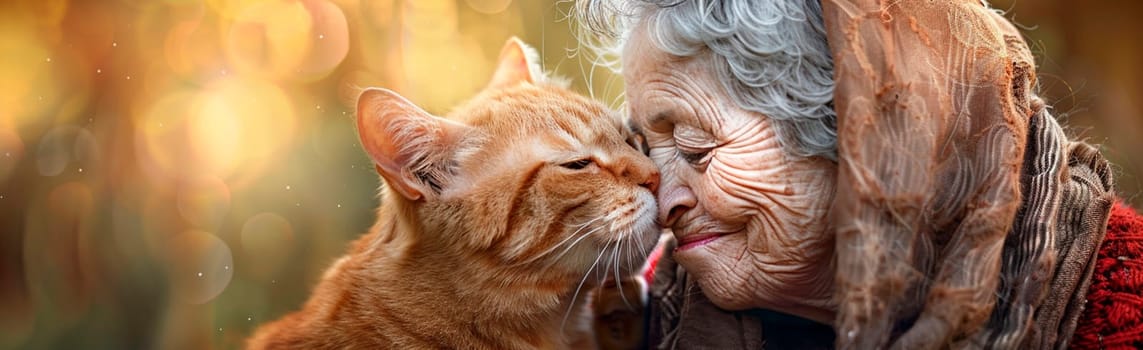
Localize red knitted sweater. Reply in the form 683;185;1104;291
1072;200;1143;349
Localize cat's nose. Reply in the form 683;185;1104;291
618;158;659;193
641;171;660;193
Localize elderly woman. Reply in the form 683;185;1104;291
578;0;1143;348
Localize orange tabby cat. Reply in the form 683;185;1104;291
246;38;660;349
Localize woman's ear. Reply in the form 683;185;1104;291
487;36;543;88
356;88;468;201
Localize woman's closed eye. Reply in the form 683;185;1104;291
677;146;711;167
672;124;715;168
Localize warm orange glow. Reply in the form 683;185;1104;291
466;0;513;15
166;230;235;305
0;26;57;129
195;77;297;182
1;0;1135;349
296;0;350;81
240;212;295;280
177;176;233;230
135;90;200;183
224;1;313;80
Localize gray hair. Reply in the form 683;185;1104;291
575;0;838;160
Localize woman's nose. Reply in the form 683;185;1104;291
658;184;696;228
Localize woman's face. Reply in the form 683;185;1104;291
623;25;838;322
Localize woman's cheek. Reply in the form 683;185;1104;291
699;161;758;225
706;125;789;216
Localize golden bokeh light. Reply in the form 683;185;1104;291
295;0;350;82
0;24;58;129
205;0;265;21
196;77;297;184
35;126;73;177
465;0;513;15
164;16;227;80
34;126;97;177
29;0;70;26
0;128;24;183
165;230;235;305
0;1;625;348
4;0;1136;349
135;77;295;185
177;176;233;231
362;0;397;29
224;0;314;80
403;1;460;40
134;89;201;183
190;93;244;177
239;212;295;280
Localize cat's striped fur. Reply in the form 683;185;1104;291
247;38;660;349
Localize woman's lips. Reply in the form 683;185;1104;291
675;232;730;252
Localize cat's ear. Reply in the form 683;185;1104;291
356;88;468;201
487;37;542;88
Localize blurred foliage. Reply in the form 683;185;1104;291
0;0;1139;349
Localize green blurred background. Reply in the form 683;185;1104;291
0;0;1139;349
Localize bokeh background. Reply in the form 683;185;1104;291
0;0;1139;349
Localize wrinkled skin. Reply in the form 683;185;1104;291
623;24;839;324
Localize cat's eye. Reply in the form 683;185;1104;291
560;159;593;170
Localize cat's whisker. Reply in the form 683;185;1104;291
630;233;641;267
599;241;615;292
634;234;645;265
563;240;612;335
616;238;623;276
544;225;606;268
603;237;612;281
614;239;629;309
620;238;640;311
549;216;603;254
634;212;650;255
630;237;637;269
564;214;605;229
514;216;605;267
616;239;623;269
602;244;613;287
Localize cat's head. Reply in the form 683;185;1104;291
355;38;660;280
